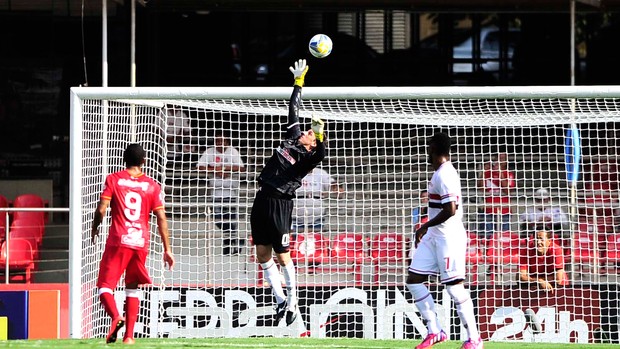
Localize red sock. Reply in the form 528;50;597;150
124;296;140;340
99;292;119;320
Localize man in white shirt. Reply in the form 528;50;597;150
196;131;245;254
292;167;343;232
519;188;569;239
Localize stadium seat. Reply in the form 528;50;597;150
0;239;35;283
9;224;41;259
12;194;47;224
328;232;367;283
466;232;484;284
485;231;523;284
10;218;44;248
290;233;329;267
369;232;408;283
603;234;620;273
572;231;598;277
0;194;8;241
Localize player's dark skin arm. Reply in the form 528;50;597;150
414;201;456;247
407;201;458;285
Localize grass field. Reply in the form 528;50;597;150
1;338;615;349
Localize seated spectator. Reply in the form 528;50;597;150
519;188;570;240
292;167;344;232
518;229;569;293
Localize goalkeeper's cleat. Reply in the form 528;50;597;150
275;301;287;323
122;337;135;345
105;316;125;344
415;330;447;349
285;305;298;326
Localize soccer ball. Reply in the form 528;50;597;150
308;34;333;58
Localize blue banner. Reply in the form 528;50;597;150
565;125;581;184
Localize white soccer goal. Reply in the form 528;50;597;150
70;86;620;344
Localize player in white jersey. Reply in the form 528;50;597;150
406;132;483;349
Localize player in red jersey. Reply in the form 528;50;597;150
91;143;175;345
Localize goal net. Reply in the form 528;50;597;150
69;86;620;344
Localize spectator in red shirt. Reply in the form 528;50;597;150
91;143;175;345
518;229;568;293
478;153;515;239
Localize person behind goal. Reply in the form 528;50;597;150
407;132;483;349
91;143;175;345
250;59;326;326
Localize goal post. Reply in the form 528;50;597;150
70;85;620;343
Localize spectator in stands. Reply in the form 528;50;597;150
518;228;568;293
408;132;483;349
478;152;515;239
165;105;193;161
250;59;326;327
519;188;570;239
292;167;344;232
196;130;245;255
91;143;174;345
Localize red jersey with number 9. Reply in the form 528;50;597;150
101;170;164;251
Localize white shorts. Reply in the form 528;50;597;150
408;233;467;283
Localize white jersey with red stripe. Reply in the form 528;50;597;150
426;161;466;238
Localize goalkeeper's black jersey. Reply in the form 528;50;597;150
258;85;326;197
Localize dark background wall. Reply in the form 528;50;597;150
2;3;620;208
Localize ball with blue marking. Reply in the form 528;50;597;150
308;34;333;59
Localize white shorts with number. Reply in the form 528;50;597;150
408;232;467;283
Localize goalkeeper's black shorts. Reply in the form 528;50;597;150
250;187;294;254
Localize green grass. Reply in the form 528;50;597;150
1;338;615;349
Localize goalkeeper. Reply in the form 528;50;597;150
250;58;326;326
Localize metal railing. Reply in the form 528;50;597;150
0;207;70;284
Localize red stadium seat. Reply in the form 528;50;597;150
485;231;523;284
290;233;329;266
466;232;484;285
572;231;598;277
12;194;47;224
369;232;408;283
0;239;35;283
603;234;620;273
9;225;41;259
10;218;44;243
328;232;367;283
0;194;8;241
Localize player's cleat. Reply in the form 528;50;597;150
122;337;135;345
275;301;287;323
285;305;298;326
105;317;125;344
415;330;447;349
461;337;484;349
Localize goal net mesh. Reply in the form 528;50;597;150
73;87;620;343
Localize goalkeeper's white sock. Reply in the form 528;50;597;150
446;284;480;340
260;259;286;305
282;261;297;309
407;283;442;334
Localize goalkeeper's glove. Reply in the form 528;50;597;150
289;59;309;87
311;116;325;142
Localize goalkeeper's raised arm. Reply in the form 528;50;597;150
249;58;327;328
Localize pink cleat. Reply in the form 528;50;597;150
415;330;447;349
461;337;484;349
